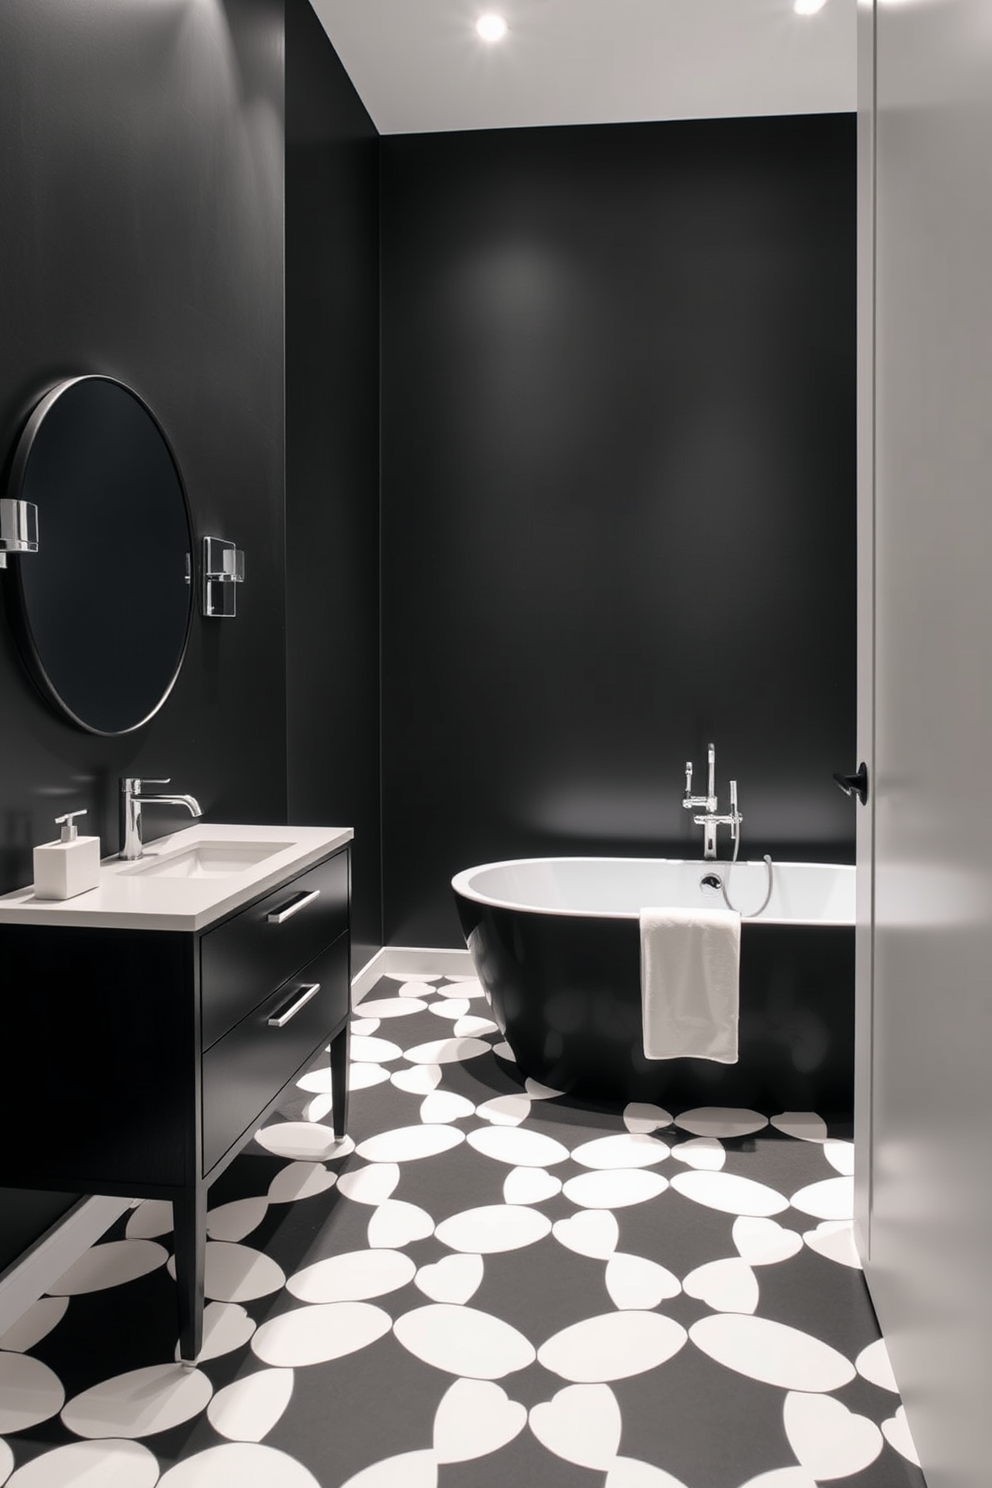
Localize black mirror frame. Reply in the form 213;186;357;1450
3;375;195;737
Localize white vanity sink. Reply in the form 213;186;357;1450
122;840;295;880
0;823;353;930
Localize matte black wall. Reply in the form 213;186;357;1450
0;0;286;1270
381;116;857;946
285;0;382;967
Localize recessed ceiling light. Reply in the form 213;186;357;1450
794;0;828;12
476;13;509;43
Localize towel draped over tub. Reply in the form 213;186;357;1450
640;905;741;1063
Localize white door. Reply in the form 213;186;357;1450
858;0;992;1482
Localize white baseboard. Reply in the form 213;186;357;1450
0;1195;132;1341
0;944;475;1337
352;945;474;1005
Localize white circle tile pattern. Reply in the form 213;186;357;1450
882;1405;921;1466
675;1107;768;1138
783;1391;883;1479
689;1315;855;1391
125;1200;173;1239
5;1439;160;1488
682;1258;759;1314
0;1439;12;1486
357;997;428;1018
267;1162;338;1204
477;1094;531;1126
350;1018;381;1037
404;1037;493;1065
435;1204;551;1254
356;1125;464;1163
823;1140;855;1176
553;1211;620;1259
529;1383;621;1470
391;1066;442;1095
623;1103;673;1132
175;1302;257;1364
670;1137;725;1171
287;1250;415;1303
171;1243;284;1304
348;1065;392;1092
803;1221;862;1269
452;1015;499;1037
156;1443;321;1486
339;1450;437;1488
670;1171;787;1217
429;998;470;1020
415;1253;484;1305
539;1312;687;1383
433;1378;526;1462
350;1035;403;1064
47;1241;168;1296
524;1078;564;1100
206;1197;268;1243
732;1216;803;1266
206;1368;295;1443
394;1303;535;1379
771;1112;828;1143
571;1133;669;1170
0;1354;65;1434
253;1123;351;1162
563;1170;669;1210
367;1201;434;1249
502;1167;562;1205
855;1337;898;1392
419;1091;475;1124
337;1163;401;1207
0;1296;69;1353
467;1126;569;1168
252;1303;391;1367
605;1253;681;1309
61;1363;212;1440
790;1177;854;1220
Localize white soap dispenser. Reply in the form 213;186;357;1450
33;809;102;900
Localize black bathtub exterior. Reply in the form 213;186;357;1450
455;894;855;1116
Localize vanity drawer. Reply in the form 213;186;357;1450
200;849;348;1050
201;933;349;1174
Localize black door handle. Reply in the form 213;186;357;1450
833;763;868;806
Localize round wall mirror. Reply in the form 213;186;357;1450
4;376;193;735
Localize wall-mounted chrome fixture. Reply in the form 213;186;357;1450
0;498;39;568
682;742;742;860
201;536;244;618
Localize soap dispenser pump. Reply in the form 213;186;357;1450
33;810;102;900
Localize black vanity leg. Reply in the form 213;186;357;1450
330;1021;350;1140
173;1185;206;1364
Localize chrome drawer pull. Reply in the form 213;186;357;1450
268;982;320;1028
267;888;321;924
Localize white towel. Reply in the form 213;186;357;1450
640;905;741;1063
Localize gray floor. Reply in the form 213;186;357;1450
0;971;926;1487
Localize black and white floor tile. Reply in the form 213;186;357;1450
0;972;928;1487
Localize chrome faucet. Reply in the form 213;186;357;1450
119;777;203;861
682;743;742;860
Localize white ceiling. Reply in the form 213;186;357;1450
309;0;856;137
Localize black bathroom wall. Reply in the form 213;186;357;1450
285;0;382;968
0;0;286;1270
381;115;857;947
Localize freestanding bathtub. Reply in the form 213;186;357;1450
452;857;856;1113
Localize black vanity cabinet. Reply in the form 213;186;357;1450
0;844;350;1361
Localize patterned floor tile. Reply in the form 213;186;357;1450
0;974;927;1488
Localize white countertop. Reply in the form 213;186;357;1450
0;823;353;932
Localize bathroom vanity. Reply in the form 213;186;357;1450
0;824;352;1361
